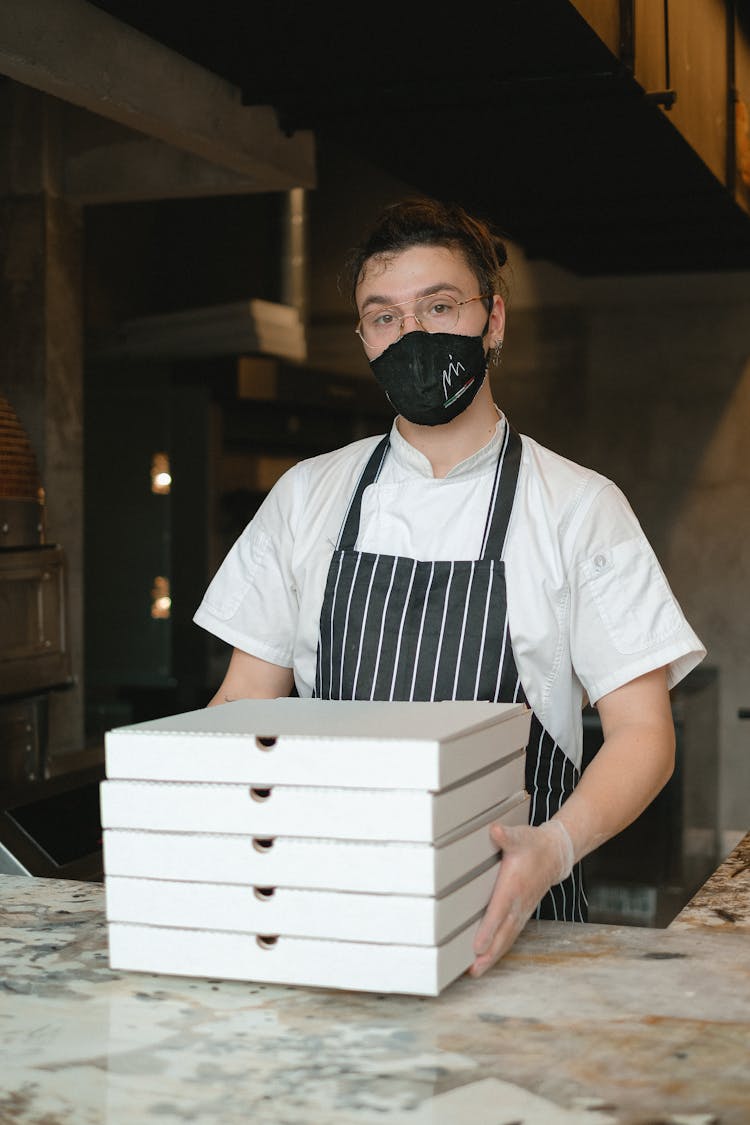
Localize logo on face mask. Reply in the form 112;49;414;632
442;355;474;407
370;332;488;426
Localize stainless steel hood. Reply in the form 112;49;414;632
86;0;750;276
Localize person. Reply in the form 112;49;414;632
193;197;705;976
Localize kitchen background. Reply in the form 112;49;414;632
0;0;748;923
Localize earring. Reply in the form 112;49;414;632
492;338;504;366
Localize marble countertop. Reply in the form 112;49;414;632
1;838;748;1125
670;830;750;932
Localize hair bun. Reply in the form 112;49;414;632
494;237;508;268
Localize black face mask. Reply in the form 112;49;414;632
369;331;489;426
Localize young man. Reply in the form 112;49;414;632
194;198;705;975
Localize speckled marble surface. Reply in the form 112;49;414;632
1;843;748;1125
670;832;750;932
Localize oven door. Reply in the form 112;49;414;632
0;544;72;697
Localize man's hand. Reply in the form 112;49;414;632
469;666;675;979
469;819;574;977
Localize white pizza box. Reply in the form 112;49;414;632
107;917;480;996
99;753;526;842
104;698;531;791
102;793;530;894
105;859;499;945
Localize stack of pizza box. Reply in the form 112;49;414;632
101;698;531;996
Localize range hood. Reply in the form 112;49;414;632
86;0;750;276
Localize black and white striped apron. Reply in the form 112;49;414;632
314;424;586;921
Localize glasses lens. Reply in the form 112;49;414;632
360;307;401;348
414;293;459;331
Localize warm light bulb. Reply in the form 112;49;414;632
150;576;171;619
151;453;172;495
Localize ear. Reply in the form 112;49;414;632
488;295;506;344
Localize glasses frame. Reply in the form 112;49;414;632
355;293;492;349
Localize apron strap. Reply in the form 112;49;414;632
480;424;523;560
336;435;390;550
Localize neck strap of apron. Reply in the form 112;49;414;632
335;424;522;559
336;435;390;550
479;421;523;559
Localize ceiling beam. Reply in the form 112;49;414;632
0;0;316;192
64;136;279;204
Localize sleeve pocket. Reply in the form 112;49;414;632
580;538;681;655
202;527;272;620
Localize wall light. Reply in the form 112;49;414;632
151;575;171;619
151;452;172;495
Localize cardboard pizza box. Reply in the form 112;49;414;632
99;752;526;842
104;861;501;946
104;698;531;791
102;793;530;894
106;917;482;996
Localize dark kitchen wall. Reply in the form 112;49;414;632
84;193;284;331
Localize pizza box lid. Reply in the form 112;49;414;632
105;698;531;791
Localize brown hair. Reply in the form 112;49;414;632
345;196;509;307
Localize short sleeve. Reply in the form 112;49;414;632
193;464;304;667
569;483;706;703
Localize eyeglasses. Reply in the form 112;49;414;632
356;293;491;350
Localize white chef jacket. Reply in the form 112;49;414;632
194;415;705;770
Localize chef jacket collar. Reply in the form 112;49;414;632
388;408;508;481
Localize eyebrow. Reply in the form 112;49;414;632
359;282;463;315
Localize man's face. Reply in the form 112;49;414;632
355;245;504;360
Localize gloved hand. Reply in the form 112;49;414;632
468;818;575;978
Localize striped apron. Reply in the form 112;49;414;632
314;424;586;921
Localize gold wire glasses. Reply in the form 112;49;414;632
356;293;490;349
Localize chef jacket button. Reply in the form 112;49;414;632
594;554;607;571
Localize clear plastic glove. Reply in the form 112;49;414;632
469;818;575;978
